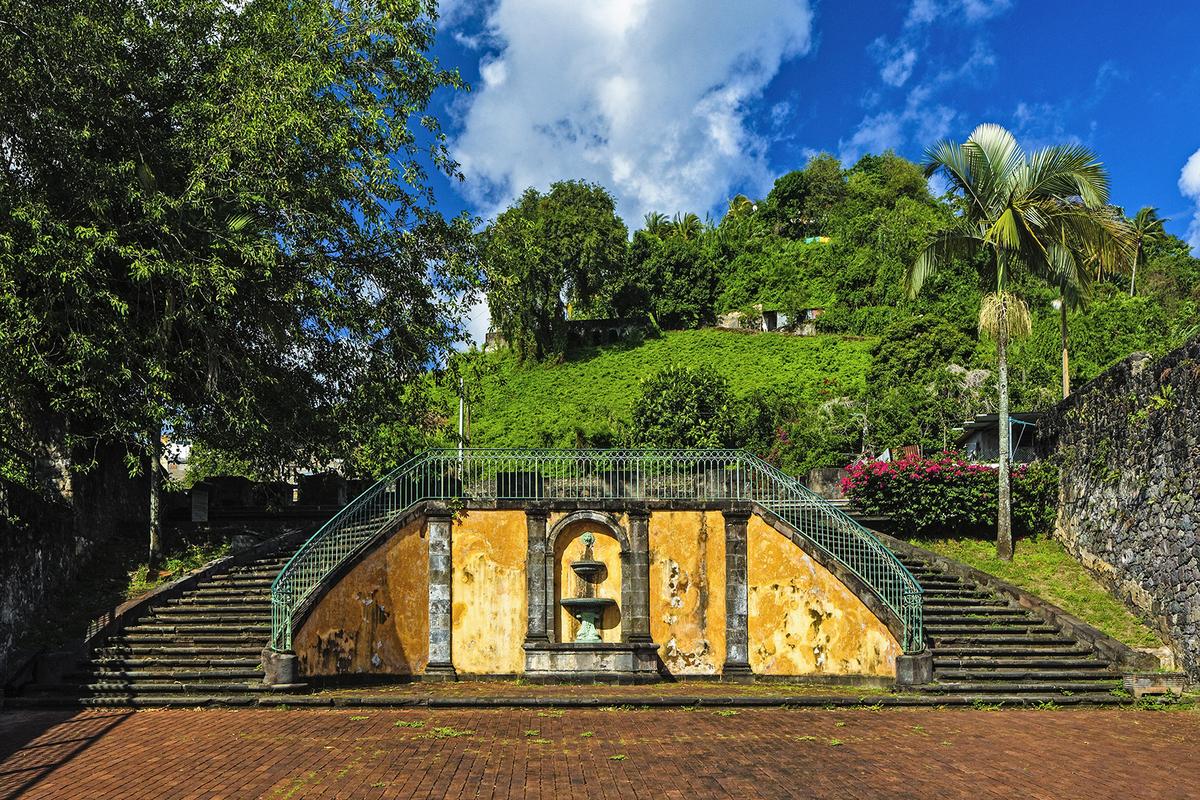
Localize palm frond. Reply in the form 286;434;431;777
924;139;983;210
963;123;1024;207
908;228;980;298
1024;144;1110;207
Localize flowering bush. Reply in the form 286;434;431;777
841;452;1058;537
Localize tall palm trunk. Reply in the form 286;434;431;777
996;299;1014;561
1059;298;1070;399
148;422;162;567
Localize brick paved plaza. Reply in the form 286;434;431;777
1;707;1196;799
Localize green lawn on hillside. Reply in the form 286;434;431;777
466;329;876;449
913;535;1163;650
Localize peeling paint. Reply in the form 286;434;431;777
746;516;899;676
649;511;726;675
294;517;428;677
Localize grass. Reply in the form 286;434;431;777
464;328;875;448
913;535;1163;649
125;541;231;598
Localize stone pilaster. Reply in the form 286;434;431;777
623;509;652;643
524;510;549;644
425;506;456;680
722;507;753;679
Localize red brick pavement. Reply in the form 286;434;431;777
0;707;1196;799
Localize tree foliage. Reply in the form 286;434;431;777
629;365;735;448
483;180;627;361
0;0;476;486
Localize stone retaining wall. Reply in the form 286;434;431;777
1039;335;1200;679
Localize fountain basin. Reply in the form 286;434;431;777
560;597;616;610
568;559;607;580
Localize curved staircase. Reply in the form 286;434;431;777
893;550;1128;703
13;545;293;707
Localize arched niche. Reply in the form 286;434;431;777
545;511;630;643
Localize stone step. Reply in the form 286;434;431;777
88;656;264;670
199;578;274;589
931;643;1097;657
120;624;271;635
69;669;265;681
930;633;1078;646
923;601;1013;611
27;681;273;695
185;588;271;599
142;616;269;627
165;596;271;607
934;656;1112;670
919;589;995;599
934;668;1121;682
926;623;1060;636
921;613;1040;625
922;681;1121;694
94;644;263;657
151;605;269;617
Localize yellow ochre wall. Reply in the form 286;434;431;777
648;510;726;675
294;507;898;679
746;515;900;676
553;520;623;643
294;517;429;676
451;509;528;675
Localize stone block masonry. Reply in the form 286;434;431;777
1040;334;1200;679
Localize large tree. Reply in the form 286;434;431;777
483;180;627;362
0;0;475;560
909;123;1130;560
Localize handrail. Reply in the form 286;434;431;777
270;449;924;652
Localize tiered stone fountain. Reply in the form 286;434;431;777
560;533;615;642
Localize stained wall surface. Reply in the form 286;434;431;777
451;509;528;674
746;516;899;676
293;507;899;679
294;517;429;676
648;510;726;674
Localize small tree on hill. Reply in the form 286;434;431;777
629;365;735;448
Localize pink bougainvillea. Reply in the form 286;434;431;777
841;452;1053;537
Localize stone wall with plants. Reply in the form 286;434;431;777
1040;335;1200;679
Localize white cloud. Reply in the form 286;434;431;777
845;2;1007;163
450;0;815;224
1180;147;1200;253
871;36;918;87
838;84;955;163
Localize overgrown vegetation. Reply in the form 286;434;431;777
913;536;1163;649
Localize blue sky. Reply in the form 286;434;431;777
422;0;1199;346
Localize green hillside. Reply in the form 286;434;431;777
465;328;875;450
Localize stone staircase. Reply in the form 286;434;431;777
894;550;1126;703
15;547;293;706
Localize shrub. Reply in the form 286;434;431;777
841;452;1058;537
629;364;735;447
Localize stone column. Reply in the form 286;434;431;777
425;506;456;680
524;509;549;644
722;507;753;679
623;509;652;643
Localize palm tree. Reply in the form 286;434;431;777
909;123;1130;560
1127;206;1166;296
642;211;670;237
671;211;702;241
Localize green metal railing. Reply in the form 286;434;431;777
270;449;924;652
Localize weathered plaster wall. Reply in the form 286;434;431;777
553;520;623;643
451;509;528;675
294;517;428;676
648;510;726;675
746;516;899;676
1040;337;1200;678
